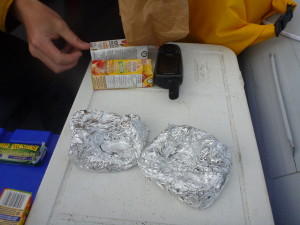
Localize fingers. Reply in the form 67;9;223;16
34;50;80;74
13;0;90;73
61;43;73;53
60;26;90;51
42;39;82;64
29;38;83;73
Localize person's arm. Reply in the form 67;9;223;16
12;0;90;73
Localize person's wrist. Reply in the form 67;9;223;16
11;0;36;23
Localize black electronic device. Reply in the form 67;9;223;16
154;44;183;100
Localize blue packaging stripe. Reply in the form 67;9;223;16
0;214;20;221
8;156;32;160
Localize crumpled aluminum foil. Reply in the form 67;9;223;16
69;110;150;172
138;124;232;209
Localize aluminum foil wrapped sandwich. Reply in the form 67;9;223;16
138;124;232;209
69;110;150;172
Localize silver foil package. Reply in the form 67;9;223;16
138;124;232;209
69;110;150;172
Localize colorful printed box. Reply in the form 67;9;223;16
91;59;153;89
90;39;148;60
0;189;32;225
0;143;47;165
90;39;153;89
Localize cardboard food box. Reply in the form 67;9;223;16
0;188;32;225
90;39;148;60
90;39;154;90
91;59;153;89
0;143;47;165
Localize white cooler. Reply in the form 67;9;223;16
26;43;274;225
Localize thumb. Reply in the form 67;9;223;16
60;27;90;50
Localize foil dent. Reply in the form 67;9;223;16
138;124;232;209
69;110;150;172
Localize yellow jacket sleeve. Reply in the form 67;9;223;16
0;0;14;32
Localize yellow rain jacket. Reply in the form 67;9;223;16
184;0;297;54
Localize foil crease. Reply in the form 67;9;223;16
138;124;232;209
69;110;150;172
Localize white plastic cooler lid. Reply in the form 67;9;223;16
26;43;274;225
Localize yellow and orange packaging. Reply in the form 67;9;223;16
0;188;32;225
91;59;153;89
90;39;154;89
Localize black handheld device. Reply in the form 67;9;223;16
154;44;183;100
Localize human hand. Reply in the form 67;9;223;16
12;0;90;73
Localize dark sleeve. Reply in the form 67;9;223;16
5;3;20;32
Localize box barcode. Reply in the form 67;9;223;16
0;189;30;209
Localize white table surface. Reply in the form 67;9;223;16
26;43;274;225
